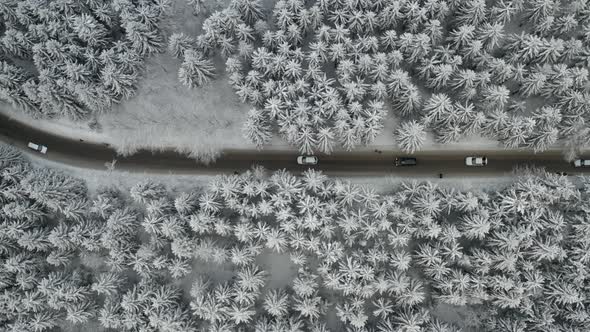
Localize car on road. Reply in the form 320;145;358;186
297;155;318;165
574;159;590;167
465;156;487;166
28;142;47;154
394;157;417;166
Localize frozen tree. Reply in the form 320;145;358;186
422;93;454;125
315;127;335;154
423;19;444;44
520;71;547;96
294;294;323;321
488;58;514;84
0;61;35;111
524;0;558;24
448;25;476;50
436;123;463;143
47;249;76;266
168;33;195;58
0;144;24;168
456;0;488;26
92;272;125;297
174;192;199;215
29;311;62;331
426;64;455;90
477;22;505;51
179;49;216;88
130;181;167;204
482;85;510;111
237;265;266;292
100;64;138;101
528;127;559;152
491;0;519;24
125;21;165;55
263;288;290;317
243;108;272;148
396;121;427;153
187;0;206;15
199;192;222;214
21;168;87;213
73;14;110;47
232;0;265;23
393;85;423;116
1;28;32;58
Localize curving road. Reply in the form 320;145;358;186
0;112;587;177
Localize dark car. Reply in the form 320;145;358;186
395;157;417;166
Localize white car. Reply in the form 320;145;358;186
297;155;318;165
574;159;590;167
28;142;48;154
465;156;487;166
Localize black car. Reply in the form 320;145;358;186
394;157;417;166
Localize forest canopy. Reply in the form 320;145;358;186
1;143;589;331
0;0;168;119
171;0;590;154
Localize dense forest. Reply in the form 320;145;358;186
1;143;589;331
0;0;167;119
170;0;590;154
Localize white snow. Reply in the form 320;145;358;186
347;175;514;194
28;155;216;195
93;0;255;162
100;56;254;160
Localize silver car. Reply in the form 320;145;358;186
28;142;48;154
574;159;590;167
465;156;487;166
297;155;318;165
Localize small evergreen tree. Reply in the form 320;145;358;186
179;49;216;88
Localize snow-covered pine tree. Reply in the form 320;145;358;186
396;120;427;153
179;49;216;88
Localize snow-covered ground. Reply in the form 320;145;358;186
97;0;254;161
29;155;216;195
